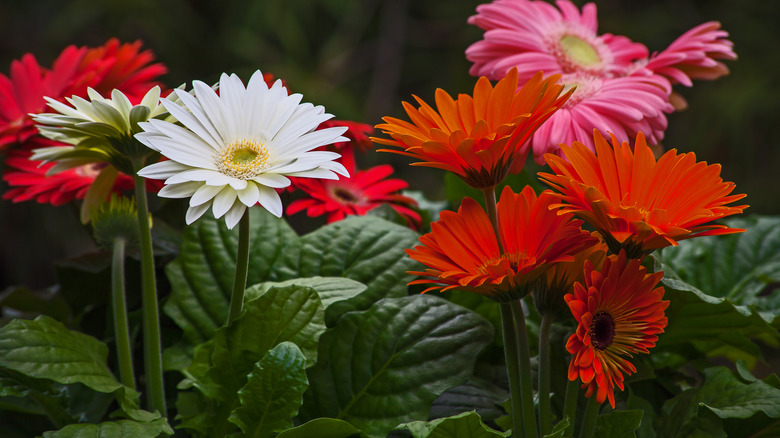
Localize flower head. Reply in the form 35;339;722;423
287;158;420;228
407;185;596;301
136;70;349;229
374;68;571;188
565;251;668;408
530;72;673;164
540;131;748;257
466;0;648;82
645;21;737;87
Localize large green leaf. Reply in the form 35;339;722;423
177;285;325;437
272;216;421;321
0;316;162;425
398;411;508;437
299;295;493;437
276;418;368;438
164;208;299;344
653;257;780;365
41;418;170;438
596;409;643;438
228;342;308;437
660;367;780;437
659;216;780;311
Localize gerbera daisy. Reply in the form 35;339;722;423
287;158;420;227
645;21;737;87
406;185;596;301
374;68;571;188
539;130;748;258
565;251;668;408
136;70;349;229
466;0;648;82
0;39;165;151
529;72;673;164
317;119;374;173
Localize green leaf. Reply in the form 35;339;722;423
398;411;508;437
596;409;643;438
654;256;780;365
164;208;298;344
429;376;508;423
659;216;780;310
246;277;367;327
544;417;570;438
228;342;309;437
299;295;494;437
661;367;780;437
42;417;171;438
276;418;368;438
272;216;421;321
0;316;121;393
177;285;325;437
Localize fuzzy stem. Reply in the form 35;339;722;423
500;303;526;438
111;237;136;390
226;210;251;326
579;395;600;438
134;174;166;415
511;299;539;438
538;312;553;436
562;378;580;438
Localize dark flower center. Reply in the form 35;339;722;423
589;311;615;350
333;187;359;203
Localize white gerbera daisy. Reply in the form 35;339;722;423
136;70;349;229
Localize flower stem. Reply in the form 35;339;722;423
538;312;553;436
500;303;526;438
579;395;600;438
511;299;540;438
226;210;251;326
111;237;136;390
481;187;502;252
133;174;166;415
562;378;580;438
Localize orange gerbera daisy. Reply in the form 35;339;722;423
539;130;747;258
565;251;668;408
406;185;596;301
373;68;572;188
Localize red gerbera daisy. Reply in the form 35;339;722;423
373;68;571;188
539;130;748;258
565;251;668;408
286;157;420;228
406;185;596;301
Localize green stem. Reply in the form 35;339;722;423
538;312;553;436
481;187;502;252
579;395;600;438
500;303;526;438
510;299;539;438
134;174;166;415
226;210;251;326
111;237;136;390
562;373;580;438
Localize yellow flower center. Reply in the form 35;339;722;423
559;34;601;67
218;139;270;179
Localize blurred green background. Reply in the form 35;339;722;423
0;0;777;289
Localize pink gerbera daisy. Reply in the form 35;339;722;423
530;72;673;164
466;0;648;82
287;157;420;228
645;21;737;87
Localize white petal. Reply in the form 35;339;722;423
137;160;191;179
165;168;231;186
264;92;303;139
146;136;218;169
158;181;203;199
186;202;211;225
219;73;246;136
194;80;232;141
284;168;340;180
236;182;260;206
140;86;162;111
250;173;290;189
191;184;224;206
257;185;283;217
223;202;247;230
273;128;348;160
171;89;225;145
157;100;222;151
227;177;248;190
211;186;238;218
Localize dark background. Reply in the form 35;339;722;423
0;0;777;289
